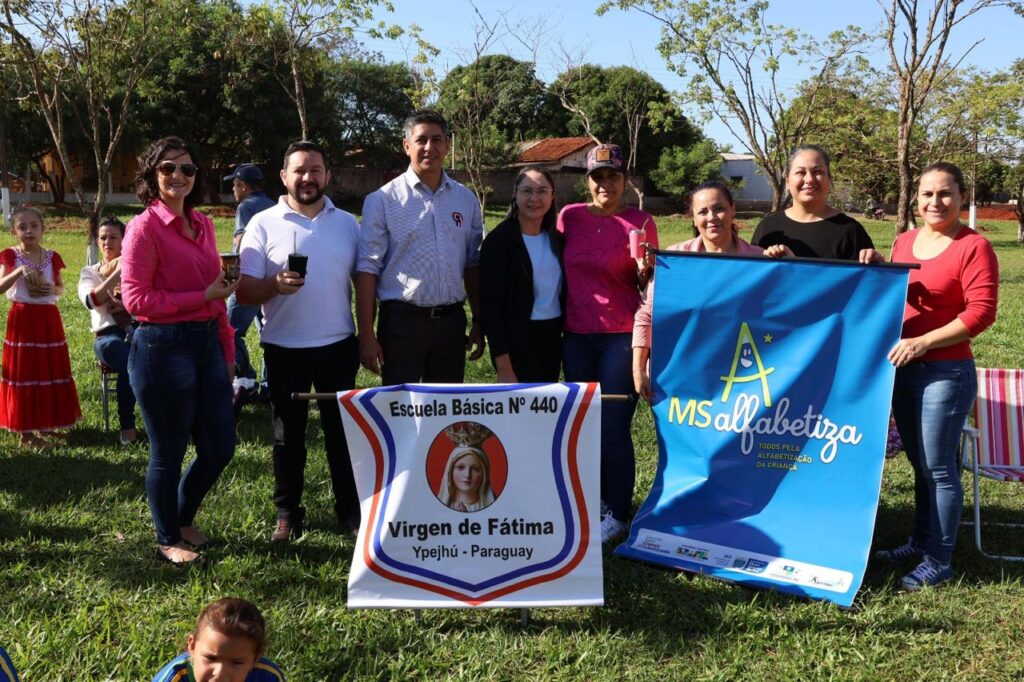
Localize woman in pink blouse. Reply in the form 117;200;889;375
121;136;240;565
558;143;657;544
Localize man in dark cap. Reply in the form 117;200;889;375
224;163;276;403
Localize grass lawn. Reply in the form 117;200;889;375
1;205;1023;680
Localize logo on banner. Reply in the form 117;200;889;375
340;384;599;605
667;322;864;463
426;422;507;513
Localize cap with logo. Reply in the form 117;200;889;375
586;144;625;175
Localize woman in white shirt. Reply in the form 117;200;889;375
78;216;137;445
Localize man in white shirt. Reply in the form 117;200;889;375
237;140;360;542
356;109;484;385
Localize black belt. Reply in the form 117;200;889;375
382;300;463;319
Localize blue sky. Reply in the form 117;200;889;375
361;0;1023;150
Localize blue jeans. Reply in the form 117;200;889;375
227;293;263;383
563;332;638;521
93;327;136;431
129;320;236;546
892;359;977;565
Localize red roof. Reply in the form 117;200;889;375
518;137;595;163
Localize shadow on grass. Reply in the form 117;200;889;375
0;451;144;509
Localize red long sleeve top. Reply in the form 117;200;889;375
891;226;998;362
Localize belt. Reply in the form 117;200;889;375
136;318;218;330
382;300;463;319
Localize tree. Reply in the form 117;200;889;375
329;58;415;166
1;0;181;248
542;63;701;207
434;9;528;213
438;54;546;143
880;0;1022;232
0;49;79;202
597;0;868;212
649;138;723;201
248;0;397;140
788;69;902;208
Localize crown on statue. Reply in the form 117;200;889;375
444;421;492;447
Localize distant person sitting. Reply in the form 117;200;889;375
0;645;19;682
224;163;276;404
151;597;286;682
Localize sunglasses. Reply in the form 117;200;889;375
156;161;198;178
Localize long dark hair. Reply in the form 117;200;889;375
505;165;558;233
135;136;206;213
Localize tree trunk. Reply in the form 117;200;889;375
32;157;61;203
1016;189;1024;242
769;176;785;213
894;105;915;234
628;177;645;210
291;52;309;140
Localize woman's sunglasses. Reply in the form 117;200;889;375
157;161;198;178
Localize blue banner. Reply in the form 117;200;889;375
615;253;909;607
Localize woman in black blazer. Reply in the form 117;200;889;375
480;166;564;382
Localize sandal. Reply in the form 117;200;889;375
19;434;52;450
155;543;202;565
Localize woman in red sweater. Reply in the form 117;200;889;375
867;162;998;590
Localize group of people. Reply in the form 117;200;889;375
0;109;998;592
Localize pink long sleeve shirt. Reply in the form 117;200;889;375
558;204;659;334
121;200;234;367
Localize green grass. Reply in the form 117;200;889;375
1;207;1024;680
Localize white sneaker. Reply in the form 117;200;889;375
600;510;627;544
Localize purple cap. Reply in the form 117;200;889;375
586;144;625;175
223;163;264;184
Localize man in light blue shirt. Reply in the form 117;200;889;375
356;109;484;385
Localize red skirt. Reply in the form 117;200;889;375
0;302;82;432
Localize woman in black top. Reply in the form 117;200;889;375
752;144;874;259
480;166;564;382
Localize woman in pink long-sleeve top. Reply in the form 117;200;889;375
121;136;240;565
632;181;789;401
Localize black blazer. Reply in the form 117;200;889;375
479;216;565;363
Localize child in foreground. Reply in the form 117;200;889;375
152;598;286;682
0;206;81;448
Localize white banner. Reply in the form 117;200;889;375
338;383;603;608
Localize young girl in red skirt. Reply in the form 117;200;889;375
0;207;81;448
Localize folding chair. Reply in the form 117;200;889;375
99;362;118;433
960;367;1024;562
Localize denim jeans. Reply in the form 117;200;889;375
227;293;264;383
263;336;360;525
129;320;236;546
892;359;977;565
93;327;135;431
563;332;638;521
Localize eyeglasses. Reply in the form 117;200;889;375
157;161;198;178
517;187;552;198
